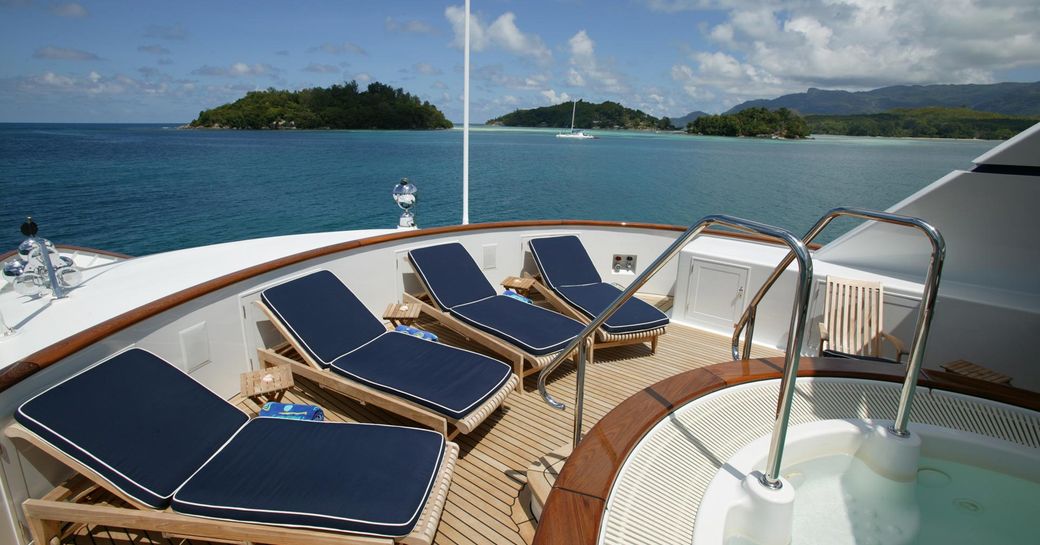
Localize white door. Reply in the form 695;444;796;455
684;259;750;332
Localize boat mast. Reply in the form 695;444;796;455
570;100;576;131
462;0;471;225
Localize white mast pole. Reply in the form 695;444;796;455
462;0;471;225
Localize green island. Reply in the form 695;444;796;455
188;81;452;130
487;100;671;130
805;107;1040;139
686;107;810;138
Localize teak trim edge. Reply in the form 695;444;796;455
0;220;818;393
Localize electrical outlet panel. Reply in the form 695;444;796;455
612;254;637;274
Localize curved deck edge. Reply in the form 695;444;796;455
533;356;1039;545
0;220;813;393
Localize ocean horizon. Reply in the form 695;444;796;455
0;123;997;257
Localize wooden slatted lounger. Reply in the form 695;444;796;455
527;235;669;357
255;270;519;439
6;348;457;545
406;242;590;392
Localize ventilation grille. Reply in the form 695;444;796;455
600;378;1040;545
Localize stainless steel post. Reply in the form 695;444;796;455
538;215;813;463
571;340;587;447
730;207;945;440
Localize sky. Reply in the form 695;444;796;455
1;0;1039;123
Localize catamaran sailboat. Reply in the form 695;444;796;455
556;100;597;139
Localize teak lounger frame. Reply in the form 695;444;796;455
5;422;459;545
255;301;518;440
522;272;665;356
400;289;588;394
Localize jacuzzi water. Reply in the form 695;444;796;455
779;454;1040;545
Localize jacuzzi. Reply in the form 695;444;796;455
597;378;1040;545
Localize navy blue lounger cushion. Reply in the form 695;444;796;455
528;235;602;289
15;349;249;509
557;283;670;334
333;332;512;420
263;270;513;419
530;236;669;335
408;243;497;309
261;270;387;368
452;296;584;355
173;418;444;537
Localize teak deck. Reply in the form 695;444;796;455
53;308;780;545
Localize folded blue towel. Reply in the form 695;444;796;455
259;402;325;421
394;325;439;342
502;289;532;304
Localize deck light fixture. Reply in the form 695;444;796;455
392;178;418;229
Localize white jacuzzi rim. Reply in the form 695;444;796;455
598;376;1040;545
691;417;1040;545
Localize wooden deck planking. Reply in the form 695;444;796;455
57;317;779;545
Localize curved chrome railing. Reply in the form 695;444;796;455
538;215;814;489
731;207;945;436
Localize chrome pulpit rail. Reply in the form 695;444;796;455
538;215;814;487
731;207;946;437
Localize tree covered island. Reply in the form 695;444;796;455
189;81;452;130
686;107;810;138
487;100;672;130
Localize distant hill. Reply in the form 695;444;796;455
807;107;1039;139
189;81;452;130
487;100;661;130
726;82;1040;116
671;111;709;128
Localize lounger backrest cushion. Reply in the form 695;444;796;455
261;270;387;368
408;243;496;309
529;236;602;289
15;348;248;509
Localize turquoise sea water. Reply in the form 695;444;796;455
0;123;997;256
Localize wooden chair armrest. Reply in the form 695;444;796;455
881;332;908;363
817;322;828;355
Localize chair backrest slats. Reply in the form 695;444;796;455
823;276;886;358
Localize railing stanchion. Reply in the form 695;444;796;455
571;339;588;447
539;214;814;477
732;207;945;440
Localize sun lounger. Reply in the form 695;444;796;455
528;235;668;353
256;270;518;438
7;348;457;545
406;242;588;389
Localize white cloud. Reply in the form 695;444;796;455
354;72;372;83
566;31;627;93
19;70;175;97
413;62;442;76
445;6;551;63
473;64;548;91
646;0;1040;113
33;46;100;61
302;63;340;74
700;1;1039;90
49;2;87;18
192;63;277;77
137;44;171;55
385;16;435;34
312;42;366;55
540;89;571;104
144;24;187;41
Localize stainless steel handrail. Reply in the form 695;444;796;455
731;207;945;436
538;215;814;486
